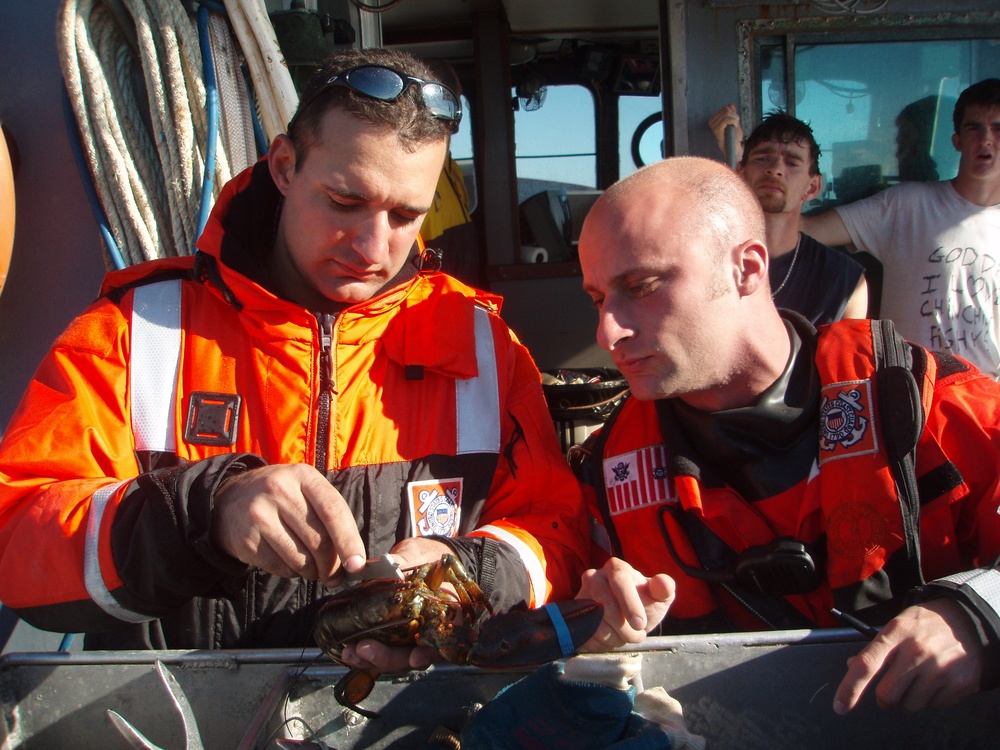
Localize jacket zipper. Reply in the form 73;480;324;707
315;312;337;474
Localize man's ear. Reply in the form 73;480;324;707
803;173;822;203
268;134;297;195
735;239;769;296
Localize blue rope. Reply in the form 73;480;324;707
245;66;269;155
182;0;228;17
543;602;576;657
196;5;220;237
189;0;267;156
62;90;128;270
195;0;227;13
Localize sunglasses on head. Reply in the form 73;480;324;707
294;64;462;132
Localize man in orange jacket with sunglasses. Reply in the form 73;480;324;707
0;48;589;672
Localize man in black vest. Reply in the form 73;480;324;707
709;107;868;325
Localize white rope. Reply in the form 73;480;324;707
57;0;246;265
59;0;162;265
222;0;298;141
127;0;202;256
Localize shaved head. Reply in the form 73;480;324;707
578;155;789;410
602;156;767;255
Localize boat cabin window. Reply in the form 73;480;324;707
449;94;476;212
513;83;597;199
511;83;596;264
620;94;665;177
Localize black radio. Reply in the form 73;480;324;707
731;538;821;597
659;507;821;597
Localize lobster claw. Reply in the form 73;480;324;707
468;599;604;667
334;667;382;720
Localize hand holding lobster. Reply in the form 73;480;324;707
336;536;457;677
314;553;604;718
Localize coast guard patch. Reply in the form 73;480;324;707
408;478;462;537
819;379;878;463
603;444;672;516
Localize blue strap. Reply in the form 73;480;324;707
543;602;575;657
196;5;219;237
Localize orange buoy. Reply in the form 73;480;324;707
0;124;14;298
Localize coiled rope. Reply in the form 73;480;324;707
221;0;298;146
56;0;291;268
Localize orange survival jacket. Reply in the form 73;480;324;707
0;160;589;649
582;316;1000;636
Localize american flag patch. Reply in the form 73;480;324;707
603;445;672;515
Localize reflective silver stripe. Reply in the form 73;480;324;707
84;481;155;623
130;280;182;452
476;524;547;605
455;305;501;454
88;280;183;623
937;568;1000;615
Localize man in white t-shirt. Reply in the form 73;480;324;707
803;78;1000;378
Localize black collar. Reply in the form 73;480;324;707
657;311;821;501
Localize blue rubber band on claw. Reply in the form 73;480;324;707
544;602;575;657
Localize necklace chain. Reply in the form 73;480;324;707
771;232;802;297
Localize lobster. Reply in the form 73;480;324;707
313;553;604;718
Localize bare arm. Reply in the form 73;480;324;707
800;210;852;248
841;274;869;319
708;104;743;165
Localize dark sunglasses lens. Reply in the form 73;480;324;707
346;66;405;101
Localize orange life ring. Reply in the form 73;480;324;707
0;125;14;298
